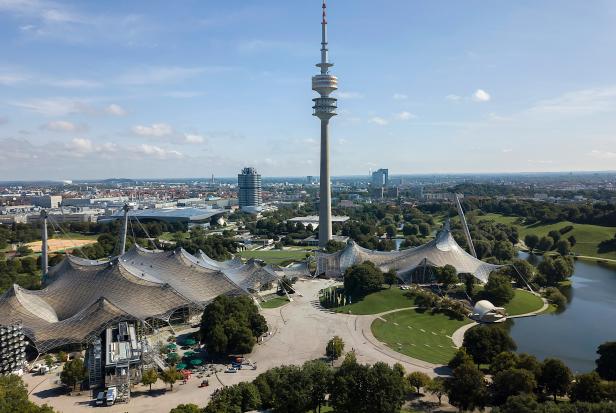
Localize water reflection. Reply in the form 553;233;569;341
508;252;616;373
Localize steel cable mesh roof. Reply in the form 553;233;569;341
0;246;283;353
316;226;500;283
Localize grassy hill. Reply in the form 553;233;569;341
477;213;616;260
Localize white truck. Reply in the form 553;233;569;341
105;386;117;406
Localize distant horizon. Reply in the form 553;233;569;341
2;169;616;185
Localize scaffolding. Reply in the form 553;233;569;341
87;338;103;388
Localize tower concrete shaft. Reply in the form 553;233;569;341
312;0;337;248
40;210;48;277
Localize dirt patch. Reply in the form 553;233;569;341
26;239;96;253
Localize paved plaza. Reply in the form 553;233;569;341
25;278;445;413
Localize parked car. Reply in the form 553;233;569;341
95;391;105;406
225;367;238;373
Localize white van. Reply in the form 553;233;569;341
105;387;117;406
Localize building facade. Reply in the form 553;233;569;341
238;167;262;212
372;168;389;187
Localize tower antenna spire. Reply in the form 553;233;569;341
312;0;338;248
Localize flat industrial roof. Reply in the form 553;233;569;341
100;207;226;223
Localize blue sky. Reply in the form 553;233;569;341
1;0;615;180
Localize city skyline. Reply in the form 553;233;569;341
1;0;616;180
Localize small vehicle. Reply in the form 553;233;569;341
106;386;117;406
225;367;238;373
95;391;105;406
199;379;209;388
37;366;50;375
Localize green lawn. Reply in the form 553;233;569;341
478;213;616;260
327;288;417;315
503;289;545;316
371;309;471;365
158;231;189;241
238;249;312;265
261;296;289;309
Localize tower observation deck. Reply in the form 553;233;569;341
312;0;337;248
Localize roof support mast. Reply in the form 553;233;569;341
40;210;49;278
119;204;130;255
455;194;477;258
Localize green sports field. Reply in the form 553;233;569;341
238;248;313;265
478;213;616;260
371;308;472;365
504;289;545;316
324;288;417;315
260;296;290;309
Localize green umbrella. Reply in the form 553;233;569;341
184;338;197;346
183;350;195;357
176;363;187;370
167;343;177;350
190;358;203;366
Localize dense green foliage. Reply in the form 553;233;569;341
0;374;56;413
445;361;488;412
463;325;517;365
325;336;344;362
199;295;268;355
60;357;87;390
204;382;261;413
596;341;616;381
481;273;515;305
343;261;384;297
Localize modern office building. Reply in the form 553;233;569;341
372;168;389;187
312;0;338;247
238;167;262;213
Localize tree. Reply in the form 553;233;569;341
490;351;519;375
16;245;33;256
492;368;537;405
482;273;514;305
199;295;267;355
407;371;430;394
596;341;616;381
325;240;346;253
493;240;515;262
385;225;396;239
555;239;571;256
449;348;474;369
204;382;261;413
446;362;488;412
539;358;572;402
426;376;446;405
418;223;431;237
384;269;397;289
570;372;603;403
435;265;458;289
463;325;517;365
0;374;57;413
330;359;406;413
548;230;561;244
60;357;87;391
492;393;539;413
141;367;158;392
326;336;345;363
343;261;384;297
161;366;182;391
170;404;201;413
474;240;492;260
538;255;574;285
44;354;54;368
517;353;542;381
524;234;539;253
303;360;333;413
57;351;68;362
538;236;554;252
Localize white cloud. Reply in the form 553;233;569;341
589;149;616;159
393;93;408;100
502;148;513;153
105;104;127;116
130;144;183;159
529;86;616;116
473;89;491;102
394;111;416;121
445;94;461;101
0;72;27;85
12;98;90;116
183;133;205;144
44;120;79;132
369;117;389;126
65;138;117;156
132;123;173;137
336;91;364;100
116;66;208;85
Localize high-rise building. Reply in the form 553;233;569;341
306;176;317;185
372;168;389;187
238;167;262;213
312;0;338;248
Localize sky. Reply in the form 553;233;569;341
1;0;615;180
